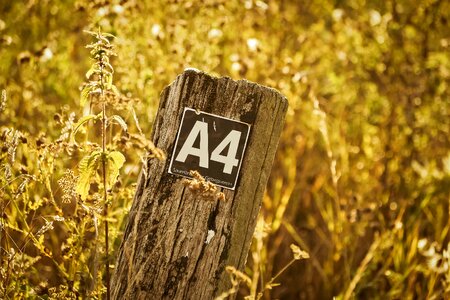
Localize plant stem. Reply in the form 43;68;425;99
271;259;295;283
256;259;296;299
102;104;111;300
343;235;381;300
3;256;12;298
100;61;110;300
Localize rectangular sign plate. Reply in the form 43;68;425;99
168;107;251;190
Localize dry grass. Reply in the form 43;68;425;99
1;0;450;299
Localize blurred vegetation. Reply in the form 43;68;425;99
1;0;450;299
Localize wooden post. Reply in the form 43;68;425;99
111;69;288;299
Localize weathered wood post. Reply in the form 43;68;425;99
111;69;288;299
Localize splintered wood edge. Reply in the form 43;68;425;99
161;68;289;107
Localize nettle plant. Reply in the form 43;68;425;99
0;30;163;299
68;30;164;298
73;30;124;299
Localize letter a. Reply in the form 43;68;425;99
175;121;209;168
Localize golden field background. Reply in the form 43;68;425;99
1;0;450;299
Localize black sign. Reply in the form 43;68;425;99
169;108;251;190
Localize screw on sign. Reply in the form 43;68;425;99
169;108;251;190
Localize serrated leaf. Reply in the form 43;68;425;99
105;73;113;89
106;151;125;189
83;30;98;37
76;151;102;200
102;32;116;39
72;113;101;142
101;55;110;65
105;62;114;73
80;85;92;107
109;115;128;132
99;35;111;44
85;65;99;79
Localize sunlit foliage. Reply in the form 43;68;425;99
1;0;449;298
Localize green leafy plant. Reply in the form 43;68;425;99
73;30;124;299
0;25;162;298
71;29;163;299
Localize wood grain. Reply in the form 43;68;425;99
111;69;288;299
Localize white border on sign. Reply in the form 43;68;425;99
168;107;251;190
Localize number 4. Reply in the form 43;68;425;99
211;130;241;174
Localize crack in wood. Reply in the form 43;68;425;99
111;69;287;300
